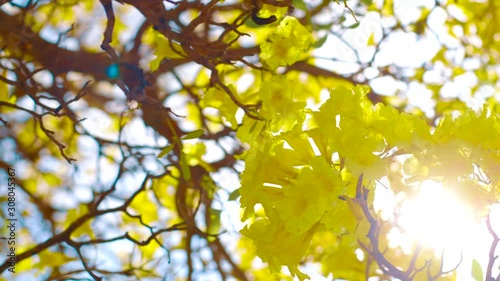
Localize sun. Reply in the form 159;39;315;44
396;180;477;250
376;179;500;278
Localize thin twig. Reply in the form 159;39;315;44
486;213;499;281
99;0;119;61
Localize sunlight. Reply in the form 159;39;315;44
397;180;476;250
380;179;500;278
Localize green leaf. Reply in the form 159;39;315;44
360;0;373;5
314;22;334;30
346;22;360;29
182;129;204;140
471;259;483;281
157;144;174;158
207;208;221;242
313;36;328;49
245;17;260;28
292;0;308;10
180;153;191;180
228;188;240;201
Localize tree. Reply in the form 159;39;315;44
0;0;499;280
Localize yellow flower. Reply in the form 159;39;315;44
241;218;315;281
260;17;313;69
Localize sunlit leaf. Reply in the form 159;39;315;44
207;208;221;241
180;153;191;180
157;144;175;158
182;129;204;140
129;190;159;225
471;259;483;281
346;22;360;29
292;0;308;10
367;32;375;46
228;188;240;201
33;251;76;270
313;35;328;48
